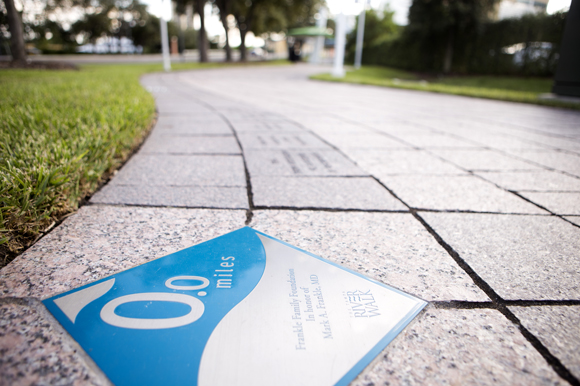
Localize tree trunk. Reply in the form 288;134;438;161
195;0;208;62
4;0;27;64
235;8;253;62
443;29;454;74
220;13;232;62
239;27;247;62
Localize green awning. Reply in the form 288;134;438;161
287;27;333;38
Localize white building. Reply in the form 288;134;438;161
495;0;549;19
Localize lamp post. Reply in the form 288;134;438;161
160;0;171;72
332;12;347;77
354;0;369;69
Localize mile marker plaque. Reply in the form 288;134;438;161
44;227;426;385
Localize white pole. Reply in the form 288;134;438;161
310;7;328;64
160;1;171;72
354;4;366;69
332;12;346;77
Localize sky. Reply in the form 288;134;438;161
144;0;572;40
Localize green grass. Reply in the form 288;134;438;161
311;66;579;110
0;60;288;266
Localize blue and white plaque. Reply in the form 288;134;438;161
44;227;426;386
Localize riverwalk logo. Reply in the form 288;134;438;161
344;290;381;318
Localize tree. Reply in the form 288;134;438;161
346;8;399;64
405;0;498;73
175;0;208;62
3;0;26;63
230;0;321;61
214;0;232;61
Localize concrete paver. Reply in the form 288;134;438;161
477;171;580;192
251;211;487;301
518;192;580;215
245;149;367;176
0;298;108;386
379;174;548;213
2;65;580;385
346;149;466;175
251;177;406;210
429;149;543;171
510;306;580;380
421;213;580;300
351;308;563;386
140;135;241;155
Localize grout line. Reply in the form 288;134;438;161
431;301;495;309
411;211;504;303
500;306;580;386
505;299;580;307
252;206;410;213
87;202;249;211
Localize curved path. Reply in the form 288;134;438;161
1;64;580;385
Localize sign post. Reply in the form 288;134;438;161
332;12;347;77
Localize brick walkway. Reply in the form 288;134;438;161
1;64;579;385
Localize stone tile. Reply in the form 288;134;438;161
0;298;110;386
140;135;240;154
251;177;406;210
392;134;483;148
0;206;247;299
453;134;549;150
519;192;580;215
347;149;465;175
91;185;248;209
237;132;328;150
564;216;580;226
420;213;580;300
154;116;232;135
308;124;375;136
512;150;580;177
380;174;546;213
429;149;542;171
477;171;580;192
245;149;367;177
155;105;216;115
319;134;411;149
250;211;487;301
351;308;563;386
510;306;580;380
108;154;246;187
230;120;304;133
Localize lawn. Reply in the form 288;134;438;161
0;60;286;267
311;66;579;110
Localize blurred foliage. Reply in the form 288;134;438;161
355;8;568;76
0;0;194;54
230;0;323;59
345;8;400;64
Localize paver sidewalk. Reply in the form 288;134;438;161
1;65;579;385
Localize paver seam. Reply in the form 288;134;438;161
85;202;250;210
412;211;580;386
217;113;255;225
506;190;580;230
416;149;580;226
